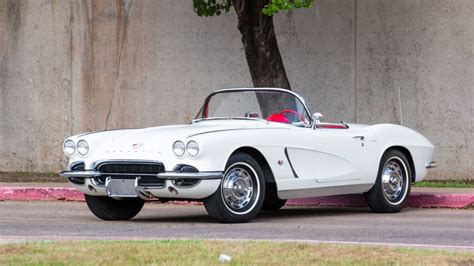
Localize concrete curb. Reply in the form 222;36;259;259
0;186;472;208
286;193;474;208
0;187;85;202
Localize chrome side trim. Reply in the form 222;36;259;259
425;161;438;169
278;183;373;199
187;127;291;138
60;171;100;178
157;172;223;180
284;147;298;178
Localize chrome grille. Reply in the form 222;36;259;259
97;162;164;175
94;162;165;187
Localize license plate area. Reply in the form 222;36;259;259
105;177;138;198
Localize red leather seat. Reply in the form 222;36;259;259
266;113;290;124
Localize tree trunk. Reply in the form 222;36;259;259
232;0;293;118
232;0;291;90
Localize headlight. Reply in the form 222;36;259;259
64;140;75;155
186;140;199;157
77;140;89;155
173;141;185;156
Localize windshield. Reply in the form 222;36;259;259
194;90;311;127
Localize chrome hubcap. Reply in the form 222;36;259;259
222;167;254;211
382;159;405;202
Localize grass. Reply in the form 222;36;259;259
414;180;474;188
0;240;472;265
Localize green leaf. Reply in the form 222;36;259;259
262;0;313;16
192;0;232;17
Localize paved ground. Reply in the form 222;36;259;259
0;201;472;250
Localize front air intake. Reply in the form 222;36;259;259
97;162;164;175
94;161;165;187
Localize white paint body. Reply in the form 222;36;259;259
63;89;435;200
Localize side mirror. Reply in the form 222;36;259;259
312;112;324;124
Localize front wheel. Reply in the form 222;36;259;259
84;194;144;220
365;149;412;213
261;183;287;211
203;153;265;223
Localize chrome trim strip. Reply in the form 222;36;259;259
425;161;438;169
157;172;223;180
61;170;223;180
188;127;291;138
278;183;373;199
60;171;100;178
284;147;298;178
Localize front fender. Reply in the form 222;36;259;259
370;124;435;182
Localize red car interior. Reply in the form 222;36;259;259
266;113;290;124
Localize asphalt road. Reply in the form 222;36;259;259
0;201;472;250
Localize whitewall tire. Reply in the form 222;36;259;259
203;152;265;223
365;149;412;213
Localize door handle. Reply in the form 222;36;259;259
353;136;365;141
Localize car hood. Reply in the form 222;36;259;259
74;120;290;141
67;120;292;156
70;120;376;146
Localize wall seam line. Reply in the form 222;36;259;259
353;0;358;123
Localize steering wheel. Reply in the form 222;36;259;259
277;109;305;122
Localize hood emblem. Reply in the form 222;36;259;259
132;142;144;150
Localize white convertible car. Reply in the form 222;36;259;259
61;88;436;223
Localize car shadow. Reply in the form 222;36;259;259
129;205;415;224
260;206;372;217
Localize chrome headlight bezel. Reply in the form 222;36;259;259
186;140;200;157
77;139;89;155
63;140;76;155
172;140;186;157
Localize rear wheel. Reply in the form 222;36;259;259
203;153;265;223
84;194;144;220
365;149;412;213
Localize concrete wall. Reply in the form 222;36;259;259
0;0;472;180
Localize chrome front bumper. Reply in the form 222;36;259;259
60;170;223;200
60;170;223;180
425;161;438;169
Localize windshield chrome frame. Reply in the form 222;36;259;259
192;88;313;127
